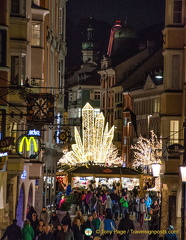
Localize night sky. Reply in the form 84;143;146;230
66;0;165;68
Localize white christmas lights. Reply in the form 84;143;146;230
59;103;122;166
131;130;162;169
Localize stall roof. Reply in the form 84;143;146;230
58;165;141;176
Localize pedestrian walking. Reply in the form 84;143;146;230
120;195;129;219
22;220;34;240
0;219;22;240
139;198;146;229
40;225;55;240
57;222;74;240
83;214;96;240
61;212;72;229
40;207;49;225
99;213;116;240
72;218;83;240
117;213;135;240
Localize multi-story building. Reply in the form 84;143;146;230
122;0;186;237
67;21;100;137
0;0;67;232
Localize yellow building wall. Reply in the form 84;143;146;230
161;93;182;115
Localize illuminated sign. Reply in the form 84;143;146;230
0;152;8;157
27;129;41;136
19;136;38;152
21;171;27;179
16;134;41;159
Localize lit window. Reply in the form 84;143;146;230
32;23;41;46
173;1;182;24
11;55;26;85
170;120;179;144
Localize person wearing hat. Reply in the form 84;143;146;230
164;225;178;240
57;222;74;240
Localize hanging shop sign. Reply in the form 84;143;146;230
54;129;71;144
27;129;41;137
27;93;54;124
0;137;14;148
167;143;184;157
0;150;12;157
16;134;41;159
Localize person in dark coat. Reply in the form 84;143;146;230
30;212;40;239
118;213;135;240
0;219;22;240
49;212;60;230
40;225;55;240
72;218;83;240
82;214;96;240
61;212;72;229
57;223;74;240
27;206;37;222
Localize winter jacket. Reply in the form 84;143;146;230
100;219;116;235
40;211;48;225
92;217;101;230
22;224;34;240
164;233;178;240
139;202;146;213
1;223;22;240
105;196;112;209
118;217;135;236
145;196;153;208
112;203;120;213
40;232;55;240
49;215;60;230
72;225;83;240
57;229;74;240
83;220;96;240
120;197;129;208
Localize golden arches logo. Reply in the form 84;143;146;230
19;136;38;153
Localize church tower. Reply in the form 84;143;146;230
81;18;99;63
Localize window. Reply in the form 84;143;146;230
59;8;65;39
94;91;100;100
171;55;181;89
11;55;25;85
11;0;26;15
0;31;6;66
77;90;81;99
173;1;182;24
32;23;41;46
170;120;179;144
69;92;73;101
58;61;63;91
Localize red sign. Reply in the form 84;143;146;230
102;168;113;173
0;137;14;148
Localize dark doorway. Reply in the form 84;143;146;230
169;195;176;226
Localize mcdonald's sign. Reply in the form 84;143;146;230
16;134;41;159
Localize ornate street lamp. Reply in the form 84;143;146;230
152;162;161;177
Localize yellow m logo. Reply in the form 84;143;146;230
19;136;38;153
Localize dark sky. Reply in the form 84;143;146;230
66;0;165;68
67;0;165;31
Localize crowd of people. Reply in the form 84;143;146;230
0;187;178;240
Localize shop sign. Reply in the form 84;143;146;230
167;144;184;156
0;137;14;148
0;150;12;157
27;129;41;137
102;168;113;173
21;170;27;179
16;134;41;159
